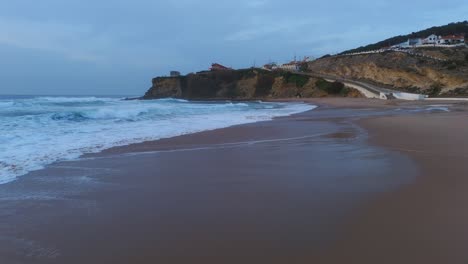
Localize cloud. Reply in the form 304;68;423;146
225;16;314;41
0;17;107;63
1;0;467;95
245;0;269;8
0;17;189;69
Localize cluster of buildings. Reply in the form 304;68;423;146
394;33;465;48
207;58;309;73
170;33;466;76
262;61;300;72
262;56;311;72
171;33;466;76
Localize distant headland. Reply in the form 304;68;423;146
144;21;468;100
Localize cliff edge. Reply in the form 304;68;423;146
143;69;362;100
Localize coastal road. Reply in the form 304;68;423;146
301;72;468;101
277;69;468;101
299;71;396;99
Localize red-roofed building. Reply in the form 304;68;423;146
438;34;465;44
210;63;232;71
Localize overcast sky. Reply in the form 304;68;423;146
0;0;467;96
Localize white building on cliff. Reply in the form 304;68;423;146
393;33;465;48
423;34;439;44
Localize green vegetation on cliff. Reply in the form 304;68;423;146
281;72;310;88
314;78;360;97
316;79;346;94
341;21;468;54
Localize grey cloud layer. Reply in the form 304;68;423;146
0;0;466;95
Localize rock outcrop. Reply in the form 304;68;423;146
144;77;183;98
143;69;361;100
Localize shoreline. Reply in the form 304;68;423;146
0;99;313;185
1;98;467;263
87;97;463;157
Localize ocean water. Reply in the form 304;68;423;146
0;96;314;184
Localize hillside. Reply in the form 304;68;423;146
308;46;468;96
341;21;468;54
143;69;362;100
144;22;468;99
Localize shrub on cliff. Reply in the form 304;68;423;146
316;78;345;94
440;87;468;97
427;83;442;97
405;86;422;93
281;72;310;87
237;68;258;79
299;62;309;72
446;61;458;70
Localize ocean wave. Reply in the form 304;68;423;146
51;112;90;122
426;107;450;112
0;101;14;107
84;107;155;120
36;96;116;103
0;98;314;184
154;98;189;103
403;106;451;113
230;102;249;107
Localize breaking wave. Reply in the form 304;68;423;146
0;97;315;184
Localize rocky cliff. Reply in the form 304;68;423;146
143;69;362;100
308;47;468;96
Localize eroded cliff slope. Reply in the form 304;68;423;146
308;47;468;96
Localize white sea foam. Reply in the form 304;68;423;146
35;96;113;103
426;106;450;112
0;97;315;184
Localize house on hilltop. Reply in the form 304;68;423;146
262;63;277;71
393;38;423;48
392;33;465;48
437;34;465;44
170;71;181;77
408;38;423;46
278;61;300;72
210;63;232;71
423;34;439;44
392;41;409;48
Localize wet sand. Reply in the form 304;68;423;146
0;98;467;263
317;110;468;264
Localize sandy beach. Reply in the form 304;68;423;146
1;98;467;263
318;109;468;263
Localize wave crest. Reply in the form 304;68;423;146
0;97;314;184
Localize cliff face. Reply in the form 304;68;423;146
143;69;361;100
308;47;468;96
144;78;183;98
